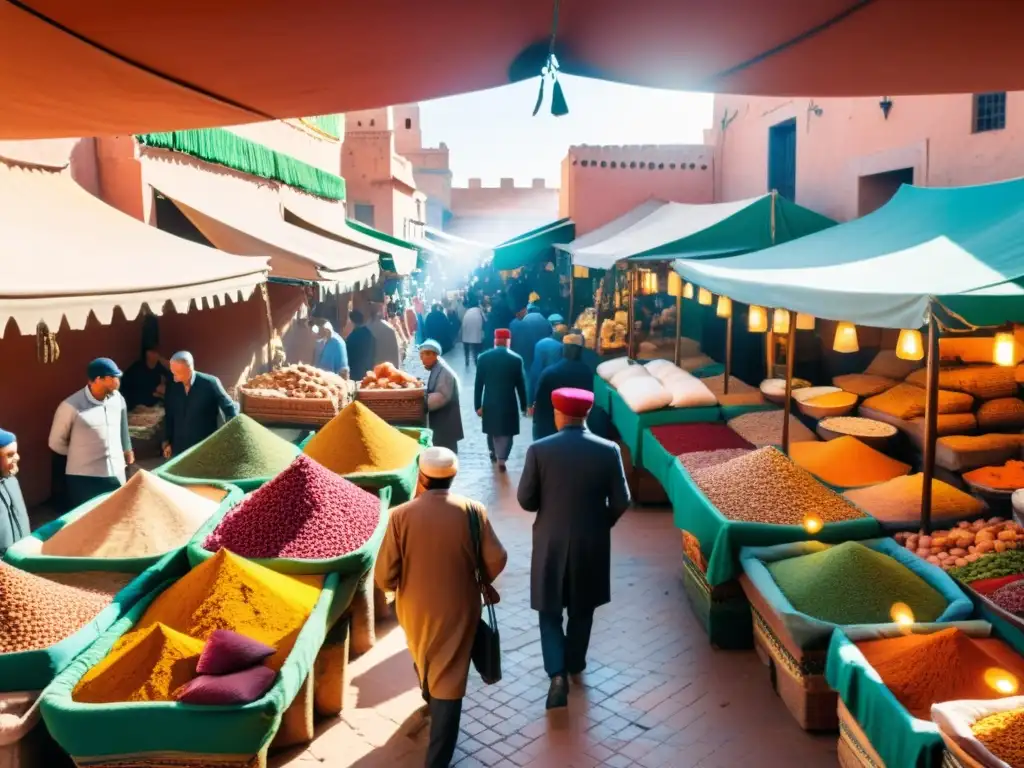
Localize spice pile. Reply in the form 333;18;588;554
40;470;217;558
846;475;987;528
164;414;299;481
894;517;1024;570
73;550;322;703
651;423;752;458
0;563;113;653
204;455;381;560
679;448;752;473
303;401;422;475
242;364;348;401
972;707;1024;765
690;447;868;525
766;542;947;625
989;580;1024;614
727;410;817;447
858;628;1024;719
358;362;424;391
964;461;1024;491
803;391;858;408
36;571;134;598
789;437;910;488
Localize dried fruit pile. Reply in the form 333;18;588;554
40;470;217;558
857;628;1024;719
690;447;868;525
204;456;381;560
789;436;910;488
303;401;422;475
359;362;424;391
164;414;298;481
0;562;113;653
74;551;321;703
894;517;1024;570
767;542;947;625
972;707;1024;765
242;364;348;401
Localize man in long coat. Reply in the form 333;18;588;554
474;328;527;472
509;304;552;373
517;388;631;710
421;340;464;454
531;332;594;441
375;448;507;768
527;315;567;403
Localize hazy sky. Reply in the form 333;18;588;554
419;76;714;188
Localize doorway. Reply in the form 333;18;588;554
857;167;914;217
768;118;797;201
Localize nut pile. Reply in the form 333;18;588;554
727;410;817;447
972;708;1024;767
204;455;381;559
689;447;868;525
359;362;423;391
679;448;752;473
0;562;113;653
243;364;348;401
894;517;1024;570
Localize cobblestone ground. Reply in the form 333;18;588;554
275;348;838;768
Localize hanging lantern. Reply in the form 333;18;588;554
795;313;816;331
683;282;695;300
573;265;590;278
667;272;684;298
833;322;860;353
772;309;791;334
716;296;733;319
748;306;768;333
641;271;659;296
994;332;1017;367
698;287;713;306
896;329;924;361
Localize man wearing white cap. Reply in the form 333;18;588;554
420;340;464;454
376;447;507;768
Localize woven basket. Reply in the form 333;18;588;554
680;554;751;650
838;701;886;768
355;387;426;425
239;389;340;427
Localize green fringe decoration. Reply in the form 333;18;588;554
137;128;346;201
306;114;341;138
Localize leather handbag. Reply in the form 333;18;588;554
467;507;502;684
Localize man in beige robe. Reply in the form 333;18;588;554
375;447;507;768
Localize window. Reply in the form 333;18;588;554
353;203;374;226
768;118;797;201
973;92;1006;133
405;118;412;129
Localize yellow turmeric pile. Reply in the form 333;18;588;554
964;460;1024;491
805;391;858;408
972;707;1024;766
73;550;322;703
303;401;422;475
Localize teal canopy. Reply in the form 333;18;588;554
344;219;420;276
673;179;1024;330
558;195;835;270
491;218;575;271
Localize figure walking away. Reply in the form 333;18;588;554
517;388;630;709
474;328;527;472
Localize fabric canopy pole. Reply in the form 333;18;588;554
920;314;941;534
724;313;733;395
781;324;796;455
627;265;637;359
673;294;683;366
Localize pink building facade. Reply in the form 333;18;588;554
448;178;560;244
559;145;715;236
711;91;1024;221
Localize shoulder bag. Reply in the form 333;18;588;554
467;506;502;684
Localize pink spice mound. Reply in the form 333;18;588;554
203;456;381;559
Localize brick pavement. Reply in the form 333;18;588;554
275;349;838;767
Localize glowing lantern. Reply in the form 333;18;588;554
994;332;1017;367
833;322;860;353
796;313;816;331
772;309;791;334
748;306;768;333
985;668;1020;695
667;272;684;298
889;603;915;627
716;296;733;319
896;329;924;361
683;282;695;300
573;265;589;278
802;514;823;535
698;287;713;306
641;271;659;295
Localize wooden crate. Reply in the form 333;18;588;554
619;442;668;506
838;701;885;768
355;387;426;425
680;553;751;650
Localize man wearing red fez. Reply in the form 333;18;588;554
517;387;631;710
473;328;527;471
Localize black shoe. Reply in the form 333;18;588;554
497;460;507;473
546;675;569;710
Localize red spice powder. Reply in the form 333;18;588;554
650;422;754;457
204;456;381;559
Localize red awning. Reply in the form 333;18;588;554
2;0;1023;139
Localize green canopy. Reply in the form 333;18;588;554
491;218;575;271
344;219;420;275
559;195;835;270
673;178;1024;330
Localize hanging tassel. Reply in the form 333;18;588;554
36;321;60;365
532;76;546;117
550;77;569;116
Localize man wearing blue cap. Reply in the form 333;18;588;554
0;427;29;554
49;358;134;508
527;314;568;404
